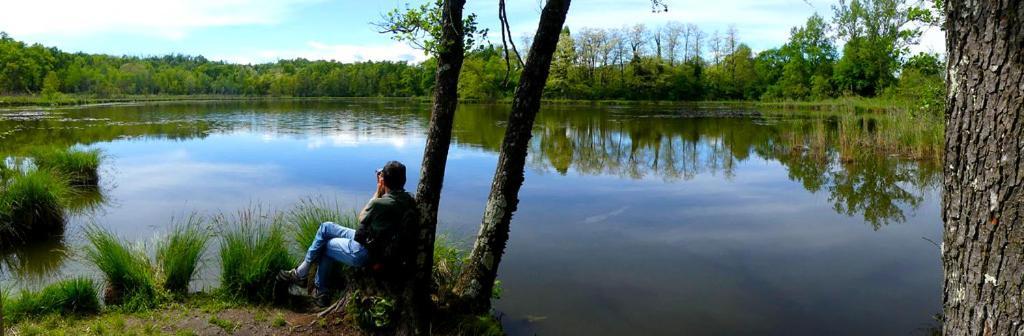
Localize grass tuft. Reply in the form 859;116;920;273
0;169;69;244
2;277;101;323
156;215;211;295
208;315;239;333
285;196;355;254
30;147;102;186
84;225;159;311
433;234;468;297
218;207;293;303
272;312;287;327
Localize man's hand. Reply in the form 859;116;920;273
374;173;386;198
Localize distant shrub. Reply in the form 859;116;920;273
30;147;102;186
156;215;211;294
218;207;292;303
84;225;159;311
2;277;101;323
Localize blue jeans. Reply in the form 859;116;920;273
304;222;369;291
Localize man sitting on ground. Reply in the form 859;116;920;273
278;161;418;307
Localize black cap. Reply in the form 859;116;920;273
380;161;406;190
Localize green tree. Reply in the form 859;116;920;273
545;27;577;97
894;52;944;117
832;0;924;96
41;71;61;101
460;47;516;101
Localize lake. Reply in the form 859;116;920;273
0;99;942;335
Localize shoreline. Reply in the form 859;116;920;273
0;94;916;113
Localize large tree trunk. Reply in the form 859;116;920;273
409;0;467;332
452;0;572;314
331;0;467;332
941;1;1024;334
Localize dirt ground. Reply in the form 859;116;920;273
3;302;360;336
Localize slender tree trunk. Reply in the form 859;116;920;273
410;0;467;331
941;1;1024;334
452;0;572;314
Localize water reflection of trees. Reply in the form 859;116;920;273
0;100;432;153
0;101;942;228
767;146;939;229
0;117;211;154
513;107;942;228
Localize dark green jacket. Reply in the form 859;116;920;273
354;189;418;259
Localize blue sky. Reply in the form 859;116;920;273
0;0;944;64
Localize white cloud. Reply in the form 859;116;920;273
305;133;416;150
212;40;428;64
0;0;320;39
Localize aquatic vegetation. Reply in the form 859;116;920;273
0;169;69;245
30;146;102;186
218;207;292;303
84;225;159;311
836;111;943;161
761;99;944;161
156;215;211;294
0;149;106;245
2;277;101;323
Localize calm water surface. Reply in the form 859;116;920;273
0;100;942;335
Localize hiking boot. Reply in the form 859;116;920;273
313;289;332;308
276;269;307;286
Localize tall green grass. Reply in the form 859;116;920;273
30;147;102;186
0;160;12;180
286;197;355;253
0;169;69;244
218;208;292;303
282;197;358;293
433;234;468;297
83;225;159;311
156;215;210;294
2;277;101;323
764;108;943;161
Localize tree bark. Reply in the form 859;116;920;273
941;1;1024;334
452;0;572;314
409;0;467;332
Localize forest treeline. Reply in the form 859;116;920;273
0;0;943;109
